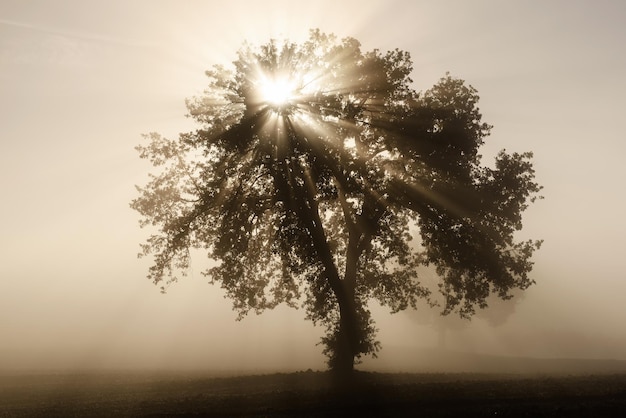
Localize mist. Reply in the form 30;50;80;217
2;0;626;377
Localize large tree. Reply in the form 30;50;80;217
132;30;542;373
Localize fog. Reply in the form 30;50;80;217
1;0;625;374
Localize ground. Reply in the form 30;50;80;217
1;370;625;417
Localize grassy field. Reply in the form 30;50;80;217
1;370;626;417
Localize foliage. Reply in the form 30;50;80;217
132;30;542;370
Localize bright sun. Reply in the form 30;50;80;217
259;77;297;107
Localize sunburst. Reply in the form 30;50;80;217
259;76;297;108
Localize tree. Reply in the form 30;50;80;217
131;30;542;374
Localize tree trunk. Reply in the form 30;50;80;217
438;322;447;350
287;148;365;376
333;238;361;375
334;301;358;374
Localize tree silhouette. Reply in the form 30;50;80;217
131;30;542;374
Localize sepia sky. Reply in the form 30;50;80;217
1;0;625;371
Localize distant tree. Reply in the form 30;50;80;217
407;267;526;349
132;30;542;374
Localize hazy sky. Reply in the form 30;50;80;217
1;0;625;371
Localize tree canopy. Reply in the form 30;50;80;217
132;30;542;372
